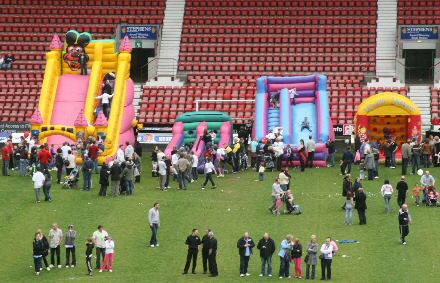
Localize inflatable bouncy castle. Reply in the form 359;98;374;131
165;111;232;160
253;75;332;167
355;92;422;147
30;31;136;164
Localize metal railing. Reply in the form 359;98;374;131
141;57;178;81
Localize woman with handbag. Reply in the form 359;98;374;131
278;234;293;279
305;235;318;279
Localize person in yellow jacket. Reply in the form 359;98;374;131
232;138;241;173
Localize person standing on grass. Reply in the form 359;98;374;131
122;160;134;195
278;168;290;192
396;176;409;208
237;232;255;277
92;225;108;269
33;231;44;275
18;144;28;177
381;180;394;214
85;238;94;276
42;169;52;202
306;136;316;168
124;141;134;160
364;150;375;180
183;228;201;275
207;231;218;277
66;150;76;176
278;234;293;279
177;153;191;190
399;204;412;245
191;151;199;181
344;191;354;225
98;162;110;196
354;188;367;225
82;156;93;191
201;229;211;274
49;223;63;269
421;171;435;203
37;229;50;271
55;149;64;184
110;161;122;196
257;232;275;277
32;167;45;203
38;145;51;171
340;146;354;175
320;237;334;281
401;139;412;176
149;202;160;248
292;238;303;279
341;174;352;210
298;139;307;172
1;141;11;176
65;224;77;268
158;156;167;191
305;235;318;280
100;236;115;273
201;157;217;190
326;138;336;167
88;141;100;174
269;178;283;213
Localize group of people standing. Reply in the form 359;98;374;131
32;224;115;276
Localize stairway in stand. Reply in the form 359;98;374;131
376;0;398;78
407;85;431;132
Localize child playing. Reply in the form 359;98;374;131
274;193;283;215
412;183;422;207
258;162;265;181
85;238;94;276
65;224;77;268
100;236;114;273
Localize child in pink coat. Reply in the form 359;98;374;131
99;236;115;272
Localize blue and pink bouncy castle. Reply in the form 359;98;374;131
253;75;333;167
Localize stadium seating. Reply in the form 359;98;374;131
398;0;440;25
0;0;165;121
139;0;378;125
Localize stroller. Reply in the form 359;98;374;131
62;167;80;189
264;154;275;172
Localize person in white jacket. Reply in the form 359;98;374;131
100;236;115;273
380;179;394;214
320;238;334;280
32;168;45;203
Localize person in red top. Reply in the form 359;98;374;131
2;142;12;176
88;141;100;174
38;145;51;170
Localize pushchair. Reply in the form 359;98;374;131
264;154;275;172
62;167;80;189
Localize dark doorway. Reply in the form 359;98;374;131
404;49;435;84
130;48;155;83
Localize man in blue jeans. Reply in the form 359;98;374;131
257;232;275;277
82;157;93;191
237;232;255;277
149;202;160;247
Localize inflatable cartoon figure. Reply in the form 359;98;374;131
63;30;92;72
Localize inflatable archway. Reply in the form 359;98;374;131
354;92;422;146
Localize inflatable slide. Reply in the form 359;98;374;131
254;75;332;167
165;111;232;166
30;31;136;164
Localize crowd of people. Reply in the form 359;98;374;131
1;135;143;203
32;224;114;276
181;230;338;280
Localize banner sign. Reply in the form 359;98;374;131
333;124;353;136
401;26;439;40
137;132;172;144
120;25;158;40
0;122;30;143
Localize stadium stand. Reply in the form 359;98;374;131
0;0;165;121
139;0;380;126
398;0;440;25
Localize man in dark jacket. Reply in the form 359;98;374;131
341;147;354;175
398;204;411;245
183;228;202;275
208;231;218;277
256;232;276;277
237;232;255;277
82;157;93;191
354;188;367;225
396;176;409;207
342;174;352;209
99;163;110;196
55;149;64;184
201;229;211;274
110;161;122;196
